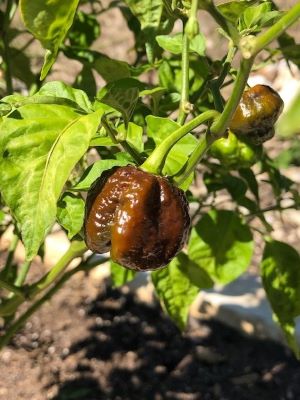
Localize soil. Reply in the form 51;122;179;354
0;272;300;400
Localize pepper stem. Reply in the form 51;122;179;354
141;110;219;175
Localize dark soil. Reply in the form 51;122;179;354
0;273;299;400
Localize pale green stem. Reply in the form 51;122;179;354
0;278;25;299
177;31;190;125
14;260;31;287
141;110;220;174
210;57;254;136
174;131;215;185
0;240;87;317
28;240;87;297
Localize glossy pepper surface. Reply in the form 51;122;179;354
210;130;257;169
84;166;190;271
230;84;284;145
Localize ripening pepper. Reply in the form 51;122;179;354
230;84;284;145
210;130;258;169
84;165;190;271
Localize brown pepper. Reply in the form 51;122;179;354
84;165;190;271
230;84;284;145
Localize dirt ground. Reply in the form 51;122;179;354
0;272;300;400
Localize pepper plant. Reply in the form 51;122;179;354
1;0;300;357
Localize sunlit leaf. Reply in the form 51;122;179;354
0;103;103;260
111;261;137;287
20;0;80;79
57;192;85;239
261;240;300;358
152;253;202;330
188;210;253;284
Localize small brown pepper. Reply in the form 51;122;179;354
230;84;284;145
84;166;190;271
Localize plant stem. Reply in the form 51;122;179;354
0;278;25;299
244;3;300;58
141;110;219;175
0;240;87;317
0;256;109;350
28;240;87;297
102;116;143;164
14;260;31;287
1;232;18;281
177;30;190;125
174;131;215;185
120;140;144;165
210;57;254;136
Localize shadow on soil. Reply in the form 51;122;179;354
52;286;300;400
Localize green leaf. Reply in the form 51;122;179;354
63;47;132;82
97;78;140;126
239;2;281;33
242;2;272;28
0;103;12;117
2;81;91;113
277;91;300;137
57;192;85;239
111;261;137;287
20;0;80;79
9;47;36;87
68;10;100;47
146;115;198;175
0;104;103;260
156;32;205;56
188;210;253;284
117;122;144;153
124;0;163;30
37;81;92;112
156;34;182;54
72;159;130;191
238;168;259;201
273;139;300;168
152;253;200;330
74;65;97;99
123;0;173;63
261;240;300;358
178;171;195;192
218;0;258;23
0;210;5;224
278;38;300;69
204;172;248;201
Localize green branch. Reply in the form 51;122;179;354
28;240;87;297
14;260;31;287
174;131;215;185
0;278;25;299
141;110;219;175
210;57;254;136
177;30;190;125
0;240;87;317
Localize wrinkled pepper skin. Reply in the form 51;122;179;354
230;84;284;145
210;130;257;169
84;166;190;271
